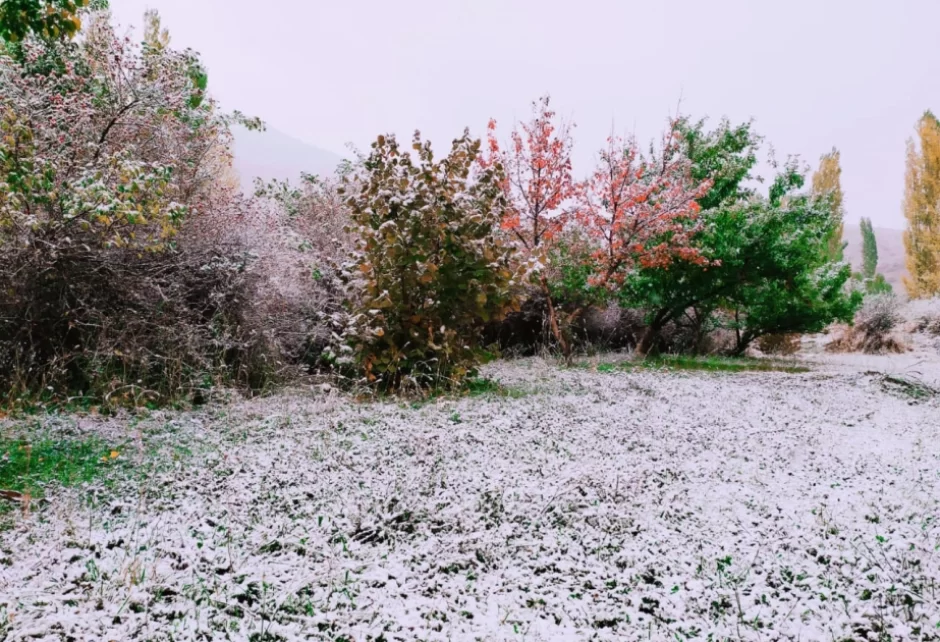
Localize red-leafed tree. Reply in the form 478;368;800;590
578;127;712;290
481;95;578;356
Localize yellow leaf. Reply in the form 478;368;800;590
110;451;119;459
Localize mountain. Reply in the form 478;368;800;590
842;223;908;291
232;125;344;193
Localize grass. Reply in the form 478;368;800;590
0;435;126;504
879;374;938;402
464;376;529;398
587;354;811;375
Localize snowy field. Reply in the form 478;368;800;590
2;343;940;641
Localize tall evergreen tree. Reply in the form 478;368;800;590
811;148;846;262
903;111;940;298
860;217;879;279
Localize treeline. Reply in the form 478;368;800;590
0;6;885;401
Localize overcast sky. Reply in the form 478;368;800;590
112;0;940;228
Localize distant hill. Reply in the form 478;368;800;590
232;125;344;194
842;223;908;291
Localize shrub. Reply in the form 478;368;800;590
856;294;902;336
252;173;351;366
334;131;523;391
0;13;276;406
0;221;266;405
827;294;907;354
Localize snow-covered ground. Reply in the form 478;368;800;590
2;344;939;641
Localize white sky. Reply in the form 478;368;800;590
112;0;940;229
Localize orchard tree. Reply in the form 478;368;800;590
623;117;760;352
574;126;711;355
481;95;577;355
626;161;860;355
902;111;940;298
721;175;860;354
577;130;711;294
337;131;523;391
675;116;760;211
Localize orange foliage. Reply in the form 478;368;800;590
577;125;712;288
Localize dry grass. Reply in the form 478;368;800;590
825;324;909;354
756;333;802;356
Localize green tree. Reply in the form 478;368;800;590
721;187;861;354
675;116;761;211
811;148;846;262
622;117;760;353
337;131;523;391
626;148;860;355
860;217;879;279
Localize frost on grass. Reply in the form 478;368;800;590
1;357;939;641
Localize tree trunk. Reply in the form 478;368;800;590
732;331;754;357
636;310;669;356
540;276;572;364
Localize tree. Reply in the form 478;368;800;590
675;116;760;211
860;217;879;279
0;0;104;43
0;10;269;402
576;128;711;309
721;185;861;354
811;147;846;262
625;129;860;356
0;12;251;252
337;131;523;391
481;95;577;356
902;111;940;298
623;117;759;353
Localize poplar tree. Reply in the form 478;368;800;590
811;148;846;262
860;217;878;280
902;112;940;298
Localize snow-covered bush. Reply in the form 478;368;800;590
827;294;907;354
251;173;351;366
336;131;524;391
856;294;903;336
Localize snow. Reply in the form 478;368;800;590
1;348;939;640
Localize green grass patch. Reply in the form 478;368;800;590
400;376;529;408
464;377;528;398
587;354;810;375
0;435;126;501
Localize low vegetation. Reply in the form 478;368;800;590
588;354;811;374
0;434;122;507
828;294;909;354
